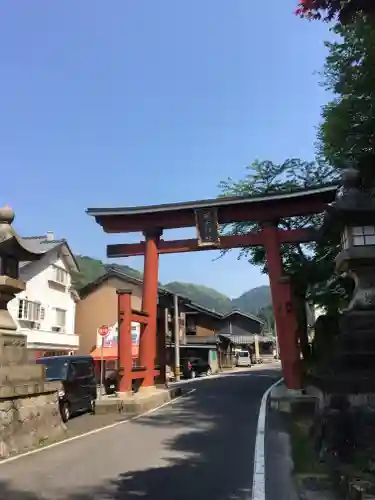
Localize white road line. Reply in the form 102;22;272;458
252;378;283;500
0;388;196;466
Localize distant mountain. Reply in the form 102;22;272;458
163;282;271;315
74;255;272;316
231;286;272;314
73;255;142;289
164;282;232;313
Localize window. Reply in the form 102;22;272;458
52;266;68;285
73;361;93;378
37;358;69;381
52;308;66;332
186;315;196;334
239;351;249;358
18;299;42;322
352;226;375;246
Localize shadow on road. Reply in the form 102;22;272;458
0;368;280;500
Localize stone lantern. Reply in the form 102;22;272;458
325;168;375;312
0;207;66;458
311;169;375;480
318;167;375;391
0;205;43;334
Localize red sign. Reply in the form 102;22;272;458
98;325;109;338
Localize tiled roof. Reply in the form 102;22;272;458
21;235;65;253
19;236;64;267
19;234;79;272
221;309;264;324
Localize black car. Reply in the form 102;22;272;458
181;357;212;379
37;355;97;422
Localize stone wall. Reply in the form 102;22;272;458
0;332;67;458
0;382;66;458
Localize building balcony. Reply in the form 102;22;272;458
19;329;79;351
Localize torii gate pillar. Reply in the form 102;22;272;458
140;229;161;387
262;222;301;389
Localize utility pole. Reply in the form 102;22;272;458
254;334;260;363
173;294;180;381
274;324;279;359
164;307;169;340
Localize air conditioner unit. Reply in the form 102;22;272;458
51;326;64;333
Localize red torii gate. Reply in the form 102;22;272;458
87;185;336;391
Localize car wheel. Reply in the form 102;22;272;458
190;370;196;379
206;368;212;376
60;402;70;423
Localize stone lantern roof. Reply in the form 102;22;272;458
320;168;375;241
0;206;45;262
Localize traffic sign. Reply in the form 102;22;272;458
98;325;109;338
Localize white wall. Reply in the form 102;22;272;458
7;247;79;351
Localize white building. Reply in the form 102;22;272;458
7;231;80;358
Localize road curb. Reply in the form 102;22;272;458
252;377;283;500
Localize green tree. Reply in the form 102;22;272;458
218;159;345;311
257;304;275;333
318;16;375;187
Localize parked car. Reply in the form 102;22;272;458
181;357;212;379
235;350;252;367
36;355;97;422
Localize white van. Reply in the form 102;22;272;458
236;350;252;367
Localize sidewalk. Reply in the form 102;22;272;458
265;406;299;500
265;389;337;500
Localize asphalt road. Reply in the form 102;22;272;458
0;368;280;500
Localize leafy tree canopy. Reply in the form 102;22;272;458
295;0;375;23
218;159;349;311
318;16;375;187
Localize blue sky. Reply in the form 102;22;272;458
1;1;333;298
